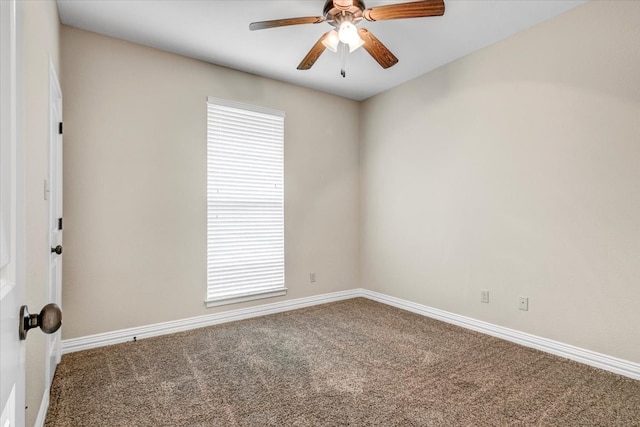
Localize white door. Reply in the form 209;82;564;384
47;64;63;385
1;1;25;426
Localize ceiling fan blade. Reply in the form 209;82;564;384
363;0;444;22
297;32;330;70
358;28;399;69
249;16;324;31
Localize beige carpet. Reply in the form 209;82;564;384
46;298;640;426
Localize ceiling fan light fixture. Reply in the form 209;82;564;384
322;30;340;52
337;21;363;50
347;37;365;53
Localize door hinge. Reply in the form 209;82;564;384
58;217;63;231
58;122;63;135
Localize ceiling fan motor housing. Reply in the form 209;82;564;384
323;0;366;26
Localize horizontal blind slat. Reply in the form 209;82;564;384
208;279;285;294
207;284;285;300
209;270;285;283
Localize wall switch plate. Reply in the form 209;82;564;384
310;273;316;283
519;296;529;311
481;290;489;303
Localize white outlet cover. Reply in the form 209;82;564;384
481;290;489;303
519;297;529;311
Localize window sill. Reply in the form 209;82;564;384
205;288;288;308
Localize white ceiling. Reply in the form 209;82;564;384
56;0;587;101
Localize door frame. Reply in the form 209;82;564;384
0;0;26;426
46;60;63;387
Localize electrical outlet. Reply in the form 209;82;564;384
480;290;489;303
519;296;529;311
310;273;316;283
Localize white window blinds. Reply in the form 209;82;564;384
206;97;285;307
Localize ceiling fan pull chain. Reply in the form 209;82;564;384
340;42;347;78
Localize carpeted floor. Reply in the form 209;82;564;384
46;298;640;426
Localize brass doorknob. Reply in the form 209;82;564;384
19;303;62;340
51;245;63;255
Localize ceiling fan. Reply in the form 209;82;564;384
249;0;445;77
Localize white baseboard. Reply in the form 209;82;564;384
61;288;640;381
33;387;49;427
61;289;362;354
360;289;640;381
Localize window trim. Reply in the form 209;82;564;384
205;288;287;308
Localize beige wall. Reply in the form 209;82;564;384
60;26;360;339
360;0;640;363
23;1;60;425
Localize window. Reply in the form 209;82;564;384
206;97;285;307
